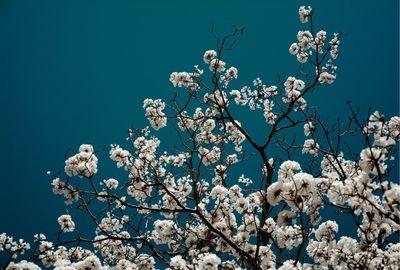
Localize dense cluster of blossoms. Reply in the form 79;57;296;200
64;144;98;178
143;99;167;130
298;6;312;23
290;7;339;86
0;233;30;261
169;65;203;91
2;6;399;270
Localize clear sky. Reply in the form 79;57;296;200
0;0;398;255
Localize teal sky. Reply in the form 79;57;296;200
0;0;398;254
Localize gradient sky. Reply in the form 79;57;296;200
0;0;398;258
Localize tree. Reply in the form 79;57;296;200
1;5;399;270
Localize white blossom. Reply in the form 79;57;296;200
203;50;217;64
303;139;319;156
198;253;221;270
209;59;226;73
57;215;75;232
299;6;312;23
304;121;314;136
359;147;387;175
143;98;167;130
103;178;119;189
64;144;98;178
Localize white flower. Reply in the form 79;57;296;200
169;71;200;90
277;210;295;225
329;33;340;59
109;144;131;169
284;76;305;91
209;59;226;73
314;30;327;50
229;185;243;200
170;255;187;270
296;52;308;63
57;214;75;232
336;236;359;256
384;183;400;204
304;121;314;136
38;241;53;252
359;147;387;175
135;254;155;270
226;154;238;165
318;71;336;84
303;139;319;156
153;220;176;244
388;116;400;138
198;253;221;270
198;146;221;166
33;233;46;242
226;66;238;79
51;178;65;195
6;261;40;270
299;6;312;23
289;43;299;55
267;182;283;206
79;144;94;154
73;255;102;270
315;220;338;241
103;178;119;189
263;218;276;233
293;172;315;195
203;50;217;64
210;185;229;200
278;160;301;181
234;197;249;213
238;174;253;186
64;145;98;178
263;99;276;124
116;260;136;270
143;98;167;130
202;119;216;132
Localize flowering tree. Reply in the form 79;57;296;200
1;6;399;270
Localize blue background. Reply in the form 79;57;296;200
0;0;398;259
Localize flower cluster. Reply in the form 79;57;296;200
282;76;307;110
299;6;312;23
109;144;131;169
198;146;221;166
230;78;278;124
152;220;178;245
302;138;319;156
290;9;341;85
64;144;98;178
6;261;39;270
0;233;30;260
169;65;203;90
364;111;400;147
143;98;167;130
